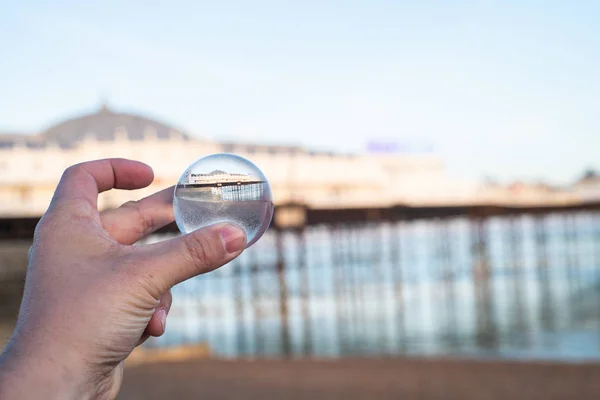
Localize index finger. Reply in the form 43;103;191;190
51;158;154;212
100;186;175;245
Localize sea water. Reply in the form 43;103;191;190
174;187;273;246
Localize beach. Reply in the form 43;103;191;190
119;357;600;399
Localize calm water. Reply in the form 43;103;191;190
174;184;273;246
145;213;600;361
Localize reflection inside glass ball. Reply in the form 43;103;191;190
173;153;274;248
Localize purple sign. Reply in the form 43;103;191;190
366;140;434;154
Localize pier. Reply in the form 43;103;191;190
177;180;269;202
5;200;599;360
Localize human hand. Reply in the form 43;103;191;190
0;159;247;399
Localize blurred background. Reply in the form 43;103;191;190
2;1;600;398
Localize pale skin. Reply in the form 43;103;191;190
0;158;247;399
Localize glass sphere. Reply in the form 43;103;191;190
173;153;274;248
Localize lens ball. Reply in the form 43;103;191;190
173;153;274;248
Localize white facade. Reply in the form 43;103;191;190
186;172;258;185
0;108;581;217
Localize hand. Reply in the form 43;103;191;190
0;159;247;399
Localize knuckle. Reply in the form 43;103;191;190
62;163;86;180
62;164;77;177
184;233;211;267
123;200;154;234
183;231;224;272
60;163;96;191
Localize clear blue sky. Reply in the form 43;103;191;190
1;0;599;184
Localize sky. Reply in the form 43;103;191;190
1;0;599;185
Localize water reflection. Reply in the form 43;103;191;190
145;212;600;361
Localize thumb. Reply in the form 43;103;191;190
139;222;246;290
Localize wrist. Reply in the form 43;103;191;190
0;333;109;400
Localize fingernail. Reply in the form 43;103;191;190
157;308;167;332
218;224;246;253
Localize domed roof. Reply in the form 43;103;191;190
40;105;189;145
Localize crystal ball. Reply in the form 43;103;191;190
173;153;274;248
